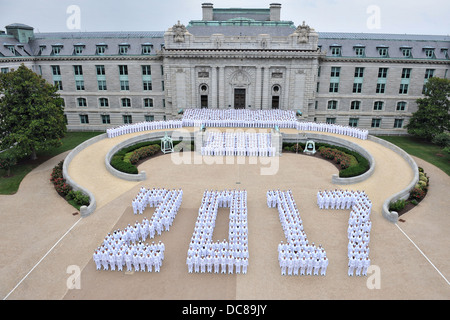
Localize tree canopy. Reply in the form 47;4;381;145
0;64;66;160
406;77;450;141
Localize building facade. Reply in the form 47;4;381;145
1;3;449;134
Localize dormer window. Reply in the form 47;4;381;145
377;46;389;57
73;44;85;55
38;45;46;55
441;48;449;59
96;44;107;55
5;45;15;55
141;43;153;55
400;46;412;58
354;45;365;57
424;47;435;59
330;45;341;57
119;44;130;55
51;44;63;56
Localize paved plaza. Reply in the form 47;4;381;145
0;128;449;300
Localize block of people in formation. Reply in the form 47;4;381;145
187;189;249;275
268;189;329;276
317;189;372;276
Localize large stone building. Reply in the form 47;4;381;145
1;3;449;134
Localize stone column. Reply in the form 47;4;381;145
255;66;262;109
218;66;225;108
211;66;217;108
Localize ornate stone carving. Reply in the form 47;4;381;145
295;21;311;43
172;21;187;43
230;69;251;86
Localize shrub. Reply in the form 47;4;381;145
432;132;450;148
389;199;406;212
67;190;90;206
50;161;90;208
110;155;138;174
409;187;426;201
110;141;162;174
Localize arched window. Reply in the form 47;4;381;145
121;98;131;107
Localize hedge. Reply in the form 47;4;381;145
315;143;370;178
282;142;370;178
110;139;194;174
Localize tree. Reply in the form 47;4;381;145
0;149;17;177
0;64;66;160
406;77;450;141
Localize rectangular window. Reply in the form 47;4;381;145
101;115;111;124
123;115;132;124
161;81;165;91
330;67;341;77
353;83;362;93
98;80;107;90
73;65;83;75
96;65;105;75
401;68;411;79
349;118;359;127
145;115;154;122
326;118;336;124
75;80;85;91
1;67;9;74
329;82;339;93
120;80;129;91
80;114;89;124
394;119;404;128
354;67;364;78
143;80;152;91
52;65;61;75
54;80;63;90
371;118;381;128
424;69;435;79
378;68;388;78
119;65;128;75
142;65;151;75
399;83;409;94
376;83;385;94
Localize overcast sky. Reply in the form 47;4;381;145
1;0;449;35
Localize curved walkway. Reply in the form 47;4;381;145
0;128;448;300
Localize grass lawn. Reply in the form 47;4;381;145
377;135;450;176
0;131;103;195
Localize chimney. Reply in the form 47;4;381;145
202;3;214;21
270;3;281;21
